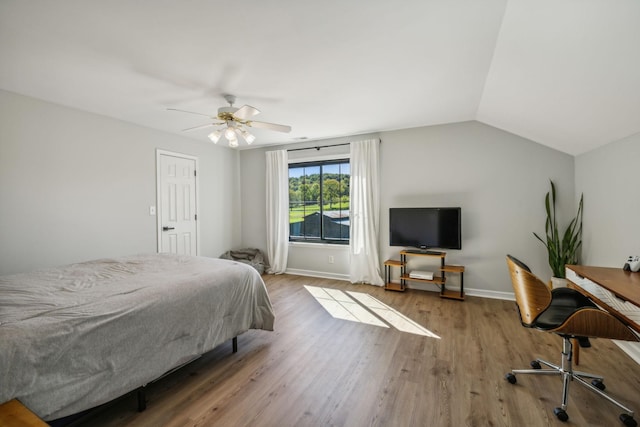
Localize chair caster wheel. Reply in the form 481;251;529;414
505;373;516;384
554;407;569;422
530;360;541;369
591;379;606;391
620;414;638;427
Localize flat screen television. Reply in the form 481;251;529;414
389;207;461;251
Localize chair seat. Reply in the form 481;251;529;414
534;287;597;330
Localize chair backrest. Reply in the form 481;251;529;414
506;255;552;327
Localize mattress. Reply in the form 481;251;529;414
0;253;275;420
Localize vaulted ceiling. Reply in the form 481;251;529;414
1;1;638;155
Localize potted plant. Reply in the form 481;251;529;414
533;180;584;287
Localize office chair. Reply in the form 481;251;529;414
505;255;639;426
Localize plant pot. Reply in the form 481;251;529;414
550;277;568;289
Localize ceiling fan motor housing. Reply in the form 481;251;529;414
218;106;238;121
218;106;237;115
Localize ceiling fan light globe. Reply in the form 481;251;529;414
224;127;237;140
228;138;239;148
242;130;256;144
208;130;221;143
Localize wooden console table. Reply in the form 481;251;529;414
384;250;465;300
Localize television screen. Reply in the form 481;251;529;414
389;207;461;250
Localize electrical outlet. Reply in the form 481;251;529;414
328;255;334;264
149;206;156;216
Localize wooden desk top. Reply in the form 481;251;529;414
567;265;640;308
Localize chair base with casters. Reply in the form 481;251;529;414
505;335;636;426
505;255;639;426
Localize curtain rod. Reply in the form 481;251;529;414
287;142;350;152
286;139;381;152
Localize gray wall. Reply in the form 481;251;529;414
0;90;241;275
240;121;576;296
575;131;640;267
379;122;574;296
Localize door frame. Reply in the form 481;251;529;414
156;149;200;255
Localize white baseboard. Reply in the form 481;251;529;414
285;268;350;282
393;280;515;300
465;288;515;301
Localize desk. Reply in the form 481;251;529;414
566;265;640;365
566;265;640;332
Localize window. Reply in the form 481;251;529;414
289;159;350;243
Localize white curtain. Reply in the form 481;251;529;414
349;139;384;285
265;150;289;274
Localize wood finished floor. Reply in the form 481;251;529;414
71;274;640;427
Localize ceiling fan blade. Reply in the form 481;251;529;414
167;108;214;118
181;123;218;132
248;120;292;133
233;105;261;120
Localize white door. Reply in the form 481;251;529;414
157;151;199;255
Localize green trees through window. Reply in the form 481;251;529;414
289;160;350;243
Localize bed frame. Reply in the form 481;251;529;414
135;336;238;412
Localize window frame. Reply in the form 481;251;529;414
288;158;350;245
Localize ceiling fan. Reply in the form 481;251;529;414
168;94;291;147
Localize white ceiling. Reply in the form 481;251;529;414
1;0;639;155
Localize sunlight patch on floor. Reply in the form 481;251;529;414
304;286;440;338
304;285;388;327
347;291;440;338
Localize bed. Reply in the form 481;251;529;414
0;253;275;421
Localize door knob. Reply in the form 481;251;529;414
162;226;175;231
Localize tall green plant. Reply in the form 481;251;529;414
533;180;584;278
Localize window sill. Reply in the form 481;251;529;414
289;241;350;250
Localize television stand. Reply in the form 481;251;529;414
384;250;465;300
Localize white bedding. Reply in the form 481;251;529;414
0;254;275;421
